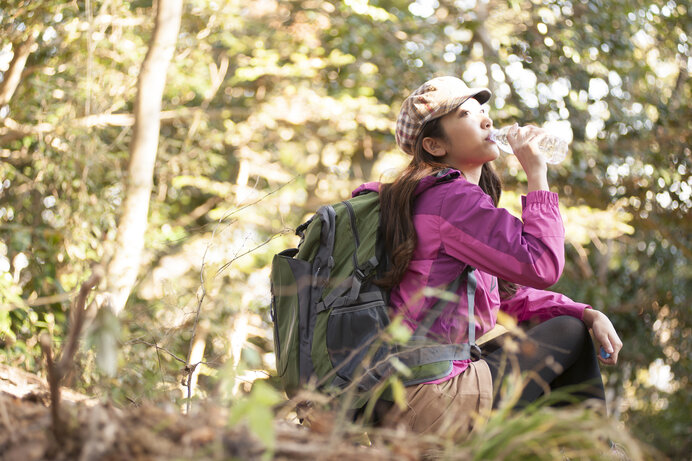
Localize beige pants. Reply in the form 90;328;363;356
381;360;493;441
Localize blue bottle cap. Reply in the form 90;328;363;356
600;347;612;359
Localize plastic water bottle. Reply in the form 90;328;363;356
490;126;569;164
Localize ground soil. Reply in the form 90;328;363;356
0;364;416;461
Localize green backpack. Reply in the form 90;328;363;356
270;188;480;404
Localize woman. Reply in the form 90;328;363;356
356;76;622;438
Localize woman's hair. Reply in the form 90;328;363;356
378;112;517;298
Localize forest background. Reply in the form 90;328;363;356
0;0;689;458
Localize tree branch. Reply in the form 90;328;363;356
0;107;250;145
472;1;497;97
569;241;595;279
0;35;36;106
39;268;103;440
56;270;104;373
73;108;224;127
172;195;224;229
27;291;76;307
132;339;187;364
471;28;531;117
668;63;688;113
39;333;62;439
0;117;53;144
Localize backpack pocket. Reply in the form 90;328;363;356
326;298;390;387
271;250;310;395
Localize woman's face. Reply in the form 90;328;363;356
426;98;499;172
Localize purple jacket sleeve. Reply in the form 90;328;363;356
437;182;565;289
500;285;590;322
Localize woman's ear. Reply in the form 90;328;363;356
421;137;447;157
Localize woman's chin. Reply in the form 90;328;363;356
486;149;501;162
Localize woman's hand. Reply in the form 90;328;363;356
582;309;623;365
505;124;549;192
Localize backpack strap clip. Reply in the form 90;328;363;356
470;344;482;361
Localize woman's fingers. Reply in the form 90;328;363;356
507;124;548;181
597;335;615;365
608;332;623;364
594;316;622;365
508;124;542;145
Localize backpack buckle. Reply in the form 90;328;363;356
354;267;366;281
470;344;482;361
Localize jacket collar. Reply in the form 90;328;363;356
352;168;462;198
413;168;462;196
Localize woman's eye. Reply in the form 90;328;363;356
460;110;469;117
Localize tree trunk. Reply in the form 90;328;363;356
0;34;36;107
104;0;183;317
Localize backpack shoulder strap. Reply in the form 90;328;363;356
465;267;478;347
412;264;476;342
299;205;336;383
354;266;480;391
315;195;381;313
311;205;337;291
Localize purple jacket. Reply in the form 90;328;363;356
353;169;590;381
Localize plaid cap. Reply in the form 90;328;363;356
395;76;491;155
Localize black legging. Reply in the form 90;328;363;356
483;315;606;409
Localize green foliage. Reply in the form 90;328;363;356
228;380;282;459
460;399;642;461
0;0;689;457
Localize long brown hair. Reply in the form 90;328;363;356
378;113;517;298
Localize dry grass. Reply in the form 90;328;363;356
1;363;659;460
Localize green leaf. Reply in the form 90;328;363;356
390;376;407;411
0;309;16;341
386;316;412;345
228;380;281;458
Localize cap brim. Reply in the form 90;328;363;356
471;88;491;105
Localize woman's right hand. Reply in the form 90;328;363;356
505;124;549;192
582;308;623;365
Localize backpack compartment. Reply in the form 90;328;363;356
271;248;310;396
325;288;391;388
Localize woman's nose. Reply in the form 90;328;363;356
481;116;492;129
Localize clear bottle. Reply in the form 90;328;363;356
490;126;568;164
